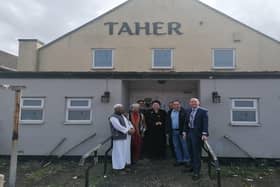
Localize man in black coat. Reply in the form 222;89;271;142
184;98;209;180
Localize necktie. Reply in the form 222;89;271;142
190;109;196;128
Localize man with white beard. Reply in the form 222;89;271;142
109;104;135;172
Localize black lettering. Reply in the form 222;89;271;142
168;22;183;35
104;22;118;35
153;22;167;35
118;22;134;35
135;22;151;35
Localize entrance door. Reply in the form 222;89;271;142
127;80;199;110
130;92;193;111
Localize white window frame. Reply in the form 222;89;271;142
65;98;92;124
152;48;174;69
92;48;114;69
230;98;259;126
20;98;45;124
212;48;236;69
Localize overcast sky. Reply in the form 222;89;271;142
0;0;279;55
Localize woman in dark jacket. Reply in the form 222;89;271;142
144;100;167;159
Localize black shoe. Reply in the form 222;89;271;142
112;169;128;175
184;162;192;168
192;174;200;181
182;167;193;173
173;162;184;167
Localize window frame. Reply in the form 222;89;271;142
20;98;45;124
65;98;93;124
212;48;236;69
152;48;174;69
92;48;114;69
230;98;259;126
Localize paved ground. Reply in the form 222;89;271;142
0;157;279;187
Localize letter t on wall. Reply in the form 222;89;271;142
104;22;119;35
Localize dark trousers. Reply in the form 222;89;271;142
187;129;202;175
168;133;176;159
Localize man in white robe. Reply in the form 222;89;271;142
109;104;135;170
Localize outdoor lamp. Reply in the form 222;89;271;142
212;91;221;103
101;91;110;103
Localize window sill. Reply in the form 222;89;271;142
91;67;114;70
20;121;44;125
151;67;174;70
212;67;236;70
64;121;93;125
230;123;261;127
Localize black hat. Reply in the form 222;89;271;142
151;100;161;105
137;99;145;103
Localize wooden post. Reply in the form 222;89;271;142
8;89;21;187
0;174;5;187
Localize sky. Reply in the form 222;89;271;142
0;0;279;55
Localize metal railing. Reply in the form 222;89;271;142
202;140;221;187
224;135;255;160
82;136;113;187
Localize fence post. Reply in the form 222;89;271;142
9;89;21;187
0;174;5;187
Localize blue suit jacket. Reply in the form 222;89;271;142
185;107;209;137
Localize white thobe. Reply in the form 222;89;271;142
110;115;133;170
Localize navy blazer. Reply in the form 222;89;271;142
185;107;209;137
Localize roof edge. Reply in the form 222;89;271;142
1;71;280;79
38;0;131;51
197;0;280;44
0;66;17;72
18;39;45;45
36;0;279;51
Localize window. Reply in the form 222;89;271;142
65;98;92;124
152;49;173;69
20;98;44;124
213;49;235;69
92;49;113;69
231;99;259;125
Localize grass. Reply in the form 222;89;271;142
24;164;64;184
0;157;279;187
219;163;279;187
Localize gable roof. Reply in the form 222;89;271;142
39;0;132;50
39;0;279;51
196;1;280;44
0;50;17;70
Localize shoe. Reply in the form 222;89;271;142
125;167;132;172
192;174;200;181
112;169;127;175
184;162;192;168
182;168;193;173
173;162;184;167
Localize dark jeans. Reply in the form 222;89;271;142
187;129;202;175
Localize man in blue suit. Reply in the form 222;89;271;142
183;98;209;180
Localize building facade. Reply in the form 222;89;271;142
0;0;280;158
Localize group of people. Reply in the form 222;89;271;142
109;98;209;180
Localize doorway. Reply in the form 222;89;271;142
125;80;199;110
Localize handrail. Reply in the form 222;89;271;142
202;140;221;187
79;136;111;166
58;133;96;158
224;135;255;160
41;137;67;167
84;136;113;187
